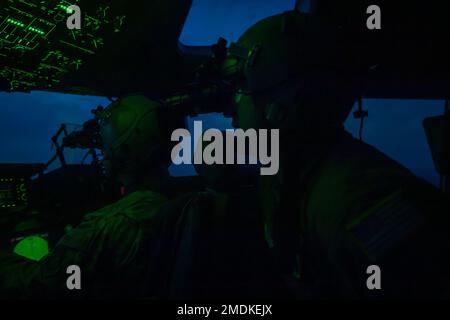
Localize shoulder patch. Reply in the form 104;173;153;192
346;190;425;261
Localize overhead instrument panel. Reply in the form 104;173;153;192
0;0;126;92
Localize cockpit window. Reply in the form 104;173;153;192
179;0;297;46
345;99;446;187
0;93;444;183
173;99;445;183
0;91;110;172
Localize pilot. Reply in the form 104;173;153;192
0;95;173;298
221;11;450;298
143;133;283;299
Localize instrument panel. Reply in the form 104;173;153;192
0;163;43;216
0;0;126;92
0;177;28;210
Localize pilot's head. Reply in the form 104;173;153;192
223;11;364;139
99;95;171;188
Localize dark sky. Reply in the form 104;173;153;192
0;0;445;186
0;91;109;171
180;0;296;45
344;99;444;187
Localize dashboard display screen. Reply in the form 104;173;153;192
0;178;28;211
11;233;50;261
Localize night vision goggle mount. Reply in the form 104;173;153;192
41;106;105;173
43;38;261;172
162;37;260;118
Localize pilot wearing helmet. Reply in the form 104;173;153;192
144;132;283;299
0;95;173;298
219;11;450;298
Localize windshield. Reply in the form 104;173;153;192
0;91;110;171
345;99;445;187
179;0;296;46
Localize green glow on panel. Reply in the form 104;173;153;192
58;4;71;12
28;26;45;35
7;18;25;27
14;236;49;261
1;204;16;208
6;19;44;35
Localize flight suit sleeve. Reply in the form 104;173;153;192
0;212;143;298
343;186;450;298
300;134;450;298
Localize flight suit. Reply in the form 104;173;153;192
0;190;167;299
145;187;283;299
263;130;450;298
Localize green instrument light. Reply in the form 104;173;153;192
28;26;45;35
7;18;25;28
58;4;71;12
1;0;126;91
7;18;44;35
14;235;49;261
